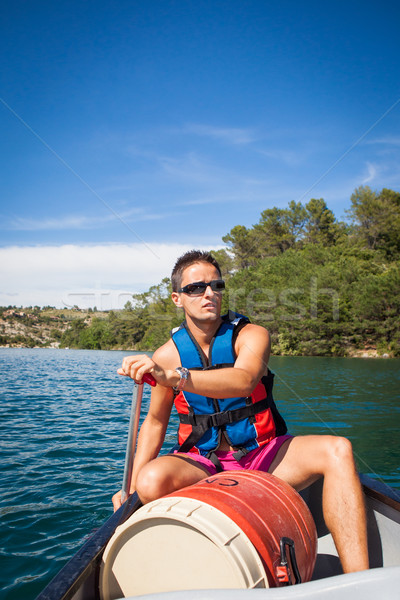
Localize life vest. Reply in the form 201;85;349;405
171;311;287;463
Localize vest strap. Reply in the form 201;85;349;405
232;447;250;461
207;451;224;473
177;396;269;455
179;396;268;427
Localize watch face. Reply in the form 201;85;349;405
175;367;188;391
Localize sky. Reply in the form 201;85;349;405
1;0;399;309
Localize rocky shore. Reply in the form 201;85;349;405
0;307;103;349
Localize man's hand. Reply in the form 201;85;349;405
117;354;177;388
112;489;123;512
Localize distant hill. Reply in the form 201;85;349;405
0;307;108;349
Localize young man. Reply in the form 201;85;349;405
113;250;368;574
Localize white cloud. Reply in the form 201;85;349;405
365;136;400;147
257;148;306;167
181;123;256;145
10;214;114;231
8;208;162;231
159;152;234;186
0;243;211;309
361;162;378;185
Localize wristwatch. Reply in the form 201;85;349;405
174;366;189;391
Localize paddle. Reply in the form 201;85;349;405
121;373;157;503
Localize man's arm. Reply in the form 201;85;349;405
187;323;270;397
128;383;174;491
118;324;271;399
113;345;175;511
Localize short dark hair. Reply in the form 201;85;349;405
171;250;221;292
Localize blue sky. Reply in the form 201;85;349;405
1;0;399;308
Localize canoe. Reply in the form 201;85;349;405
35;472;400;600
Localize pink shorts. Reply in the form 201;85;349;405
174;435;293;476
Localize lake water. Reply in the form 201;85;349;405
0;348;399;599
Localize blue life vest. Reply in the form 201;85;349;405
171;311;287;462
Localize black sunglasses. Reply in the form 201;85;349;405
178;279;225;296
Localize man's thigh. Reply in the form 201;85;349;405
138;453;213;493
268;435;338;491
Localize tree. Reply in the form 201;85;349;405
222;225;256;269
210;249;234;277
252;202;307;257
285;200;308;243
304;198;339;245
347;186;400;258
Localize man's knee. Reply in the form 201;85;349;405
325;435;355;468
135;463;166;504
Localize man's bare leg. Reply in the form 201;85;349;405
135;454;212;504
268;435;369;573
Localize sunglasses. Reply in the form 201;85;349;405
178;279;225;296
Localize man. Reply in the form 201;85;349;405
113;250;368;574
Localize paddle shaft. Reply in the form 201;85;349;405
121;374;156;503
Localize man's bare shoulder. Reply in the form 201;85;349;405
235;322;271;351
152;338;180;369
234;322;271;376
238;321;270;339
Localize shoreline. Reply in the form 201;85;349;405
0;344;395;359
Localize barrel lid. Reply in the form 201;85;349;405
100;495;268;599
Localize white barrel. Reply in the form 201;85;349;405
100;495;268;599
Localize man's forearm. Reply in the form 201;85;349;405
183;367;258;399
130;417;167;492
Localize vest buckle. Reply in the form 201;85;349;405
210;410;233;428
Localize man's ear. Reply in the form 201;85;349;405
171;292;183;308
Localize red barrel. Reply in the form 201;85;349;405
168;470;317;587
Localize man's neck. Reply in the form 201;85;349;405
184;315;223;347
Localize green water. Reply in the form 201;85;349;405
269;355;400;490
0;349;399;600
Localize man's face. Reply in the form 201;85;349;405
172;262;223;324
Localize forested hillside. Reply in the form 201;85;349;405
2;186;399;356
